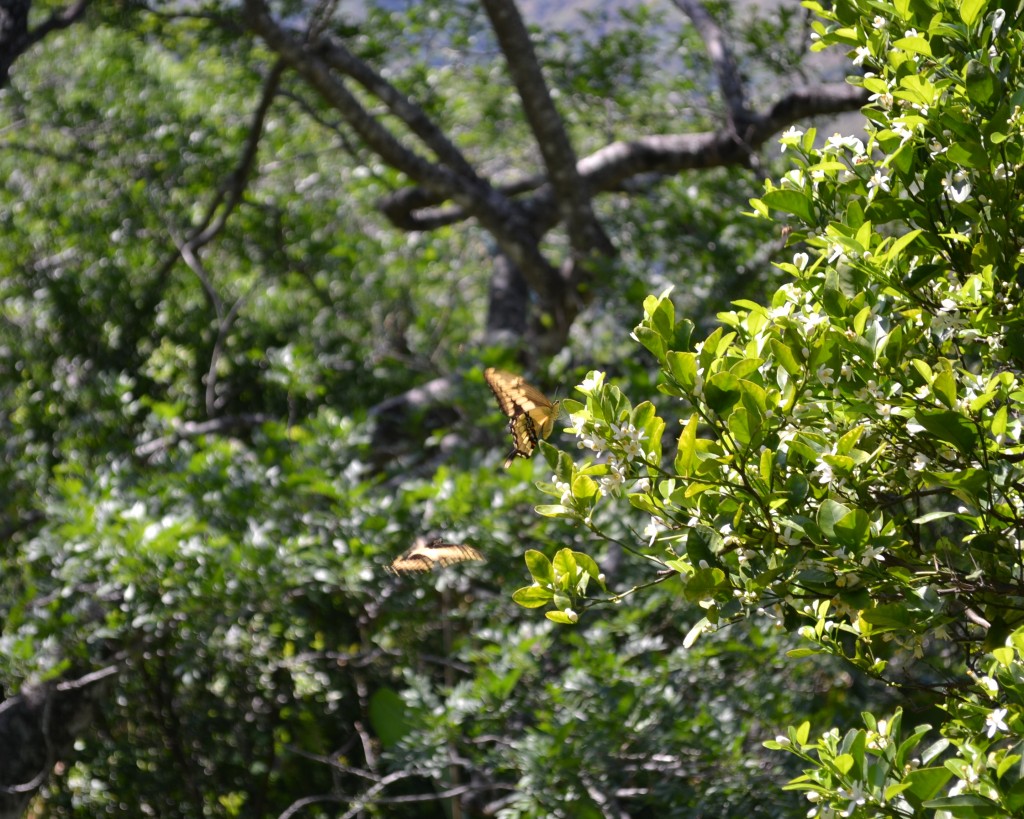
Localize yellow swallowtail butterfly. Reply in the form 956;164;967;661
484;367;561;468
387;537;485;575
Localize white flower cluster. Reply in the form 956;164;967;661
570;371;654;498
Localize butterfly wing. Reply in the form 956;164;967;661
388;536;484;574
504;413;539;468
484;368;560;467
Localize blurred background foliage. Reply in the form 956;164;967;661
0;0;872;815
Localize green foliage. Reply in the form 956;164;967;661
535;0;1024;815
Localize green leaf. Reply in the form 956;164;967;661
893;36;932;56
704;372;742;414
861;604;914;629
644;290;676;343
685;525;720;567
683;617;709;648
368;687;412;749
628;492;663;516
667;351;698;390
931;367;957;408
728;407;756;446
915;410;978;455
524;549;554;585
833;753;854;774
633;325;667;363
553;547;578;576
675;414;698;477
682;566;726;602
913;510;957;524
512;585;554;608
923;794;1001;809
759;447;774;486
832;507;870;548
835;425;865;456
572;474;599;500
965;59;996;105
535;504;575;519
770;339;802;376
762;189;815;222
958;0;985;24
573;551;604;586
818;499;852;535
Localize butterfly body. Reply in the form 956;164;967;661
387;536;484;574
484;368;561;468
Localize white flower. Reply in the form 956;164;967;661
782;169;807;189
579;371;605;394
693;371;704;396
892;120;915;144
986;707;1009;738
838;782;867;816
644;518;663;547
852;46;871;66
793;252;809;271
780;126;804;152
860;544;886;565
828;242;847;264
578;435;598;453
992;8;1006;35
869;90;894;109
873;16;887;28
825;133;866;156
614;422;648;460
978;676;999;696
779;526;801;547
814;460;835;485
867;169;890;200
600;462;627;494
943;171;972;203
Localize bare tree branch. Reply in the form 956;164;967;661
577;86;860;190
241;0;576;347
314;33;482;182
479;0;614;259
134;413;275;459
192;59;287;249
381;83;867;232
670;0;751;132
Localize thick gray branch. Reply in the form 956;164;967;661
479;0;613;258
670;0;750;131
382;83;868;231
242;0;569;318
314;35;481;182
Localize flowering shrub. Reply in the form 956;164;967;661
517;0;1024;814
